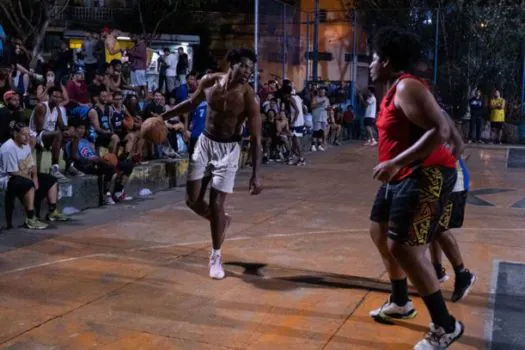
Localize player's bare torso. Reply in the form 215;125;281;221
203;73;252;139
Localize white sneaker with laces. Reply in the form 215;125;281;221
414;321;464;349
370;297;417;320
310;145;317;152
209;252;225;280
318;145;325;151
115;191;133;201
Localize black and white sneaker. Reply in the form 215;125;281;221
414;320;464;349
451;270;476;302
370;296;417;321
434;264;450;283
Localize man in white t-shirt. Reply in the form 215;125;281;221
310;87;330;151
361;86;377;146
165;49;178;95
0;122;68;230
281;85;306;166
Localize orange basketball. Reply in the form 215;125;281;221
140;117;167;144
102;153;118;167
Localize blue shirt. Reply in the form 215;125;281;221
0;25;5;56
191;102;207;139
175;84;189;104
77;138;97;160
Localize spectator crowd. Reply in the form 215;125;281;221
0;29;377;230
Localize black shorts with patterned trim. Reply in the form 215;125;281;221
437;190;468;233
370;166;457;246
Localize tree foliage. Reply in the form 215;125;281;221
0;0;70;66
355;0;525;120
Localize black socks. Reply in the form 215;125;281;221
423;290;456;333
26;209;35;219
391;278;409;306
453;263;465;275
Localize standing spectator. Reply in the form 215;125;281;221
490;89;506;144
103;29;122;64
311;87;330;151
165;48;178;95
468;89;485;143
361;86;377;146
157;49;169;93
0;122;69;230
82;33;98;83
127;36;147;96
93;33;106;73
176;47;189;87
329;107;343;145
54;42;73;85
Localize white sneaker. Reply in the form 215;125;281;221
103;192;116;205
115;191;133;201
414;321;464;349
310;145;317;152
318;145;325;151
370;297;417;320
209;252;225;280
50;165;69;184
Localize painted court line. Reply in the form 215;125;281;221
485;259;500;350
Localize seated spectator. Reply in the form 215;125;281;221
343;104;355;139
143;91;164;120
275;110;292;160
0;90;22;145
68;119;134;205
88;70;107;101
88;89;120;154
66;69;89;106
164;116;186;157
0;122;68;230
0;69;12;101
29;87;69;182
327;107;342;146
110;91;141;159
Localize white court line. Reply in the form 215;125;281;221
131;228;367;251
484;259;500;350
3;226;525;277
0;253;113;277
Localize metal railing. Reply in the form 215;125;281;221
66;6;132;22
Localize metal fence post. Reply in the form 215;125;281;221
312;0;319;81
306;12;310;85
433;8;440;84
283;4;287;80
254;0;259;93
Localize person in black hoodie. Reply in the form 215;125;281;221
468;89;485;143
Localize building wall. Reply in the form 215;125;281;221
300;0;369;88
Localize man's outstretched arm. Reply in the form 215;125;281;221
159;74;218;120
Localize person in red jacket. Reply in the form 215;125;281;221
367;27;464;349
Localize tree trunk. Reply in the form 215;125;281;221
29;19;50;69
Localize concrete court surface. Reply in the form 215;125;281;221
0;143;524;350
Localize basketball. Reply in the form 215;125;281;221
102;153;118;167
140;117;167;144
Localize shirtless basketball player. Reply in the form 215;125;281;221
157;48;262;280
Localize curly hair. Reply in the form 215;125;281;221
373;27;422;72
226;48;258;66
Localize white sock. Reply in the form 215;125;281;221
212;249;221;257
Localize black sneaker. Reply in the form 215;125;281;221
451;269;476;302
434;264;450;283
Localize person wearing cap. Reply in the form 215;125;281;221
0;90;22;145
0;122;69;229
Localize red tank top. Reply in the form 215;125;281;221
376;74;456;181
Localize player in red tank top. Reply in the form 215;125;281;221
367;28;465;349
